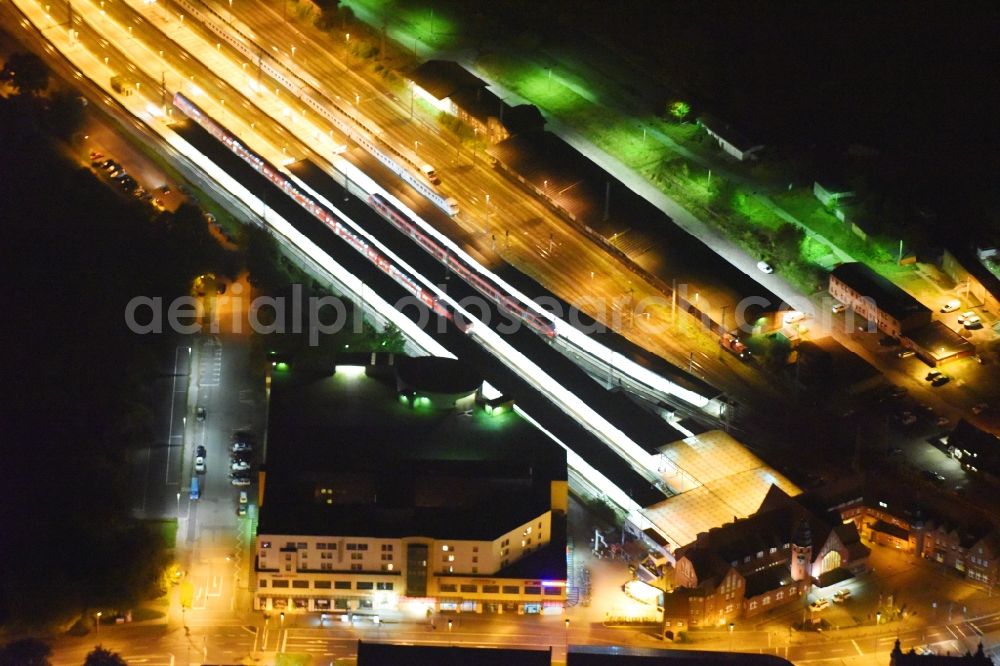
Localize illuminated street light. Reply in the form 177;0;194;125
95;611;102;634
344;33;350;68
291;45;296;59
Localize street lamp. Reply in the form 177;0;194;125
176;492;181;518
95;611;102;634
291;45;296;59
279;612;285;627
344;33;350;68
729;621;734;651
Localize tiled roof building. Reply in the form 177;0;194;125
664;486;869;628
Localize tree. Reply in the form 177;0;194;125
45;90;86;140
666;100;691;122
0;638;52;666
84;646;128;666
375;323;406;352
772;223;805;265
0;52;50;95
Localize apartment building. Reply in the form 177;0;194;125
253;356;568;615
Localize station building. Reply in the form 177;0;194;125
252;354;568;616
661;486;869;631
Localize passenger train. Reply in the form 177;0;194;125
368;193;557;339
173;92;452;321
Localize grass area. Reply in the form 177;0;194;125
276;653;313;666
477;54;591;115
659;120;700;142
588;119;672;170
773;190;893;265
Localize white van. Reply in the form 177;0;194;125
420;164;440;185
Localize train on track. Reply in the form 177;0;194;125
173;92;556;340
368;193;557;339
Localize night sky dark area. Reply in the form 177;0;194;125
473;0;1000;241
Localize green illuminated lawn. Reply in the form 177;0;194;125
343;0;459;52
337;0;850;297
477;54;591;115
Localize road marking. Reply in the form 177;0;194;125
851;639;864;655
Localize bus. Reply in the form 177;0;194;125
190;476;200;501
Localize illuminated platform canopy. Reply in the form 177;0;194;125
644;431;801;550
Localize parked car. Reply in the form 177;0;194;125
231;460;251;472
896;349;915;359
922;470;946;483
239;491;248;505
194;456;206;473
237;503;248;516
957;311;976;324
964;316;982;329
756;260;774;274
782;310;804;325
231;477;252;487
972;403;988;415
935;416;950;427
926;370;942;381
196;445;207;458
889;385;907;398
232;430;254;452
196;406;206;421
931;375;951;387
833;589;852;602
831;303;846;314
940;300;961;313
809;598;830;612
